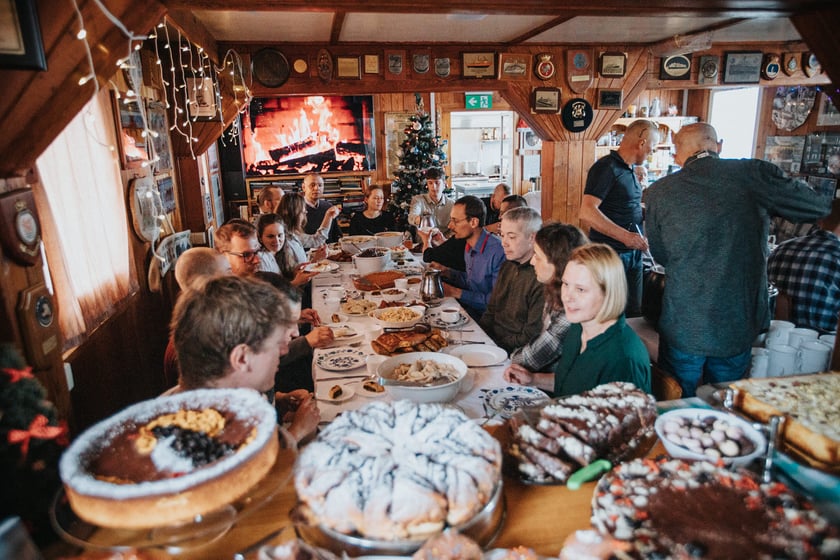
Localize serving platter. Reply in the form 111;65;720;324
315;347;367;371
480;386;551;419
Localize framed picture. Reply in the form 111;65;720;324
498;53;530;81
112;92;149;170
186;77;219;119
336;56;361;79
363;54;379;74
723;51;763;84
156;174;176;214
817;93;840;127
807;175;837;198
597;89;623;110
0;0;46;70
462;52;495;78
532;87;561;114
384;112;414;178
146;101;172;174
599;52;626;78
384;49;405;80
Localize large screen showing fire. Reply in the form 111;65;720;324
242;95;376;176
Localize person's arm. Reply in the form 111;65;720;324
512;312;571;372
503;364;555;392
300;228;328;248
495;283;546;353
454;246;504;311
579;194;648;251
279;336;311;366
754;161;832;223
408;195;424;226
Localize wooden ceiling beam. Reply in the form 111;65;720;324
504;16;573;46
159;0;815;18
330;11;346;44
165;9;220;64
647;18;748;57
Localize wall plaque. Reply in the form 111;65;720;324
566;49;593;93
660;54;691;80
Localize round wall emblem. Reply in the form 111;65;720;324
762;54;780;80
561;98;593;133
535;53;555;80
251;48;290;88
661;55;692;80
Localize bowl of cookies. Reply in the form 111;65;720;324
655;408;766;467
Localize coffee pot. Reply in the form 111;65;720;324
420;268;444;306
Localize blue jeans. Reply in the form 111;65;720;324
658;339;751;398
618;250;643;317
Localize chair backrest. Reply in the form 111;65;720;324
651;363;682;401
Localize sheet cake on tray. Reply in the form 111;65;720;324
729;371;840;470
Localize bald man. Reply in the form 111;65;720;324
645;122;832;397
580;119;660;317
174;247;231;291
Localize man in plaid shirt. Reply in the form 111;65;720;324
768;198;840;334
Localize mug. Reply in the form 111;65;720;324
765;320;795;347
440;308;461;324
749;347;770;378
767;344;802;377
799;340;831;374
327;287;345;300
393;278;409;291
788;327;819;348
324;297;341;314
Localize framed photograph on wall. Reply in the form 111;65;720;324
498;53;530;80
599;52;626;78
112;92;149;170
0;0;46;70
597;89;623;110
723;51;762;84
817;93;840;127
336;56;361;79
462;52;495;78
363;54;379;74
532;87;561;114
186;77;219;119
146;101;172;173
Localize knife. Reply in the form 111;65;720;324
319;374;371;381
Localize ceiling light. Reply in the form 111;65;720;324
446;13;487;21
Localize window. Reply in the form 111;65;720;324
34;89;138;349
709;87;760;159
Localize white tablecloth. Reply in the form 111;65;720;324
309;255;513;423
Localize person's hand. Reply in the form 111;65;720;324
323;206;341;224
625;232;649;252
416;227;432;249
299;308;321;326
292;268;318;287
309;245;327;262
429;261;449;274
487;221;501;235
504;364;534;385
442;282;462;299
305;326;335;349
429;229;446;246
275;389;312;418
286;393;320;443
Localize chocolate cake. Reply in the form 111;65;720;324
592;458;840;559
508;382;656;483
60;388;278;529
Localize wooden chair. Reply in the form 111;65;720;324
832;312;840;371
651;362;683;401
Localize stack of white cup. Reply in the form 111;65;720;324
755;320;833;378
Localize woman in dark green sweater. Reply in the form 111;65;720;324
504;243;651;396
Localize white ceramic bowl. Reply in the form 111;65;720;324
380;288;406;302
374;231;404;248
654;408;766;467
369;306;424;328
376;352;468;403
341;235;376;254
352;248;391;275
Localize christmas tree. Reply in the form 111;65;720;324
388;95;448;228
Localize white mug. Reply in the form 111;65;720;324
767;344;802;377
393;278;409;291
799;340;832;374
765;320;795;348
327;287;345;300
788;327;819;348
749;347;770;378
440;307;461;324
324;297;341;314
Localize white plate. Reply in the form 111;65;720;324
327;322;364;346
339;299;378;316
426;310;470;329
480;386;551;419
316;384;355;403
304;261;339;273
444;344;508;367
315;347;367;371
351;380;388;398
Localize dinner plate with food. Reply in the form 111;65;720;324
315;347;367;372
317;384;355;403
351;379;388;398
303;261;339;273
327;322;364;346
339;299;378;317
480;386;551;419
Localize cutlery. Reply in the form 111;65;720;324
232;525;287;560
378;376;454;387
319;374;371;381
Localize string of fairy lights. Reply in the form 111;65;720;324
69;0;252;256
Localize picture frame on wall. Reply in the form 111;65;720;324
597;89;623;110
462;52;495;78
112;92;149;170
336;56;361;79
498;53;530;80
186;77;219;119
817;93;840;127
363;54;379;74
599;52;626;78
532;87;561;114
0;0;46;71
722;51;763;84
146;101;172;174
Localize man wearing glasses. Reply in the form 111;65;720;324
215;219;262;277
580;119;659;317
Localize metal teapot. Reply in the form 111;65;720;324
420;268;444;306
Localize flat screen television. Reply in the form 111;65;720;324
242;95;376;177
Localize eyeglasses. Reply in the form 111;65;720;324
449;216;470;225
226;250;260;261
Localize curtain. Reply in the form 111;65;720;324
34;89;138;349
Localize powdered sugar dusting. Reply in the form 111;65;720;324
60;388;276;499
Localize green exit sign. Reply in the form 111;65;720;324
465;92;493;110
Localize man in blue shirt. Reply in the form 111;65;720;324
580;119;659;317
432;195;505;319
